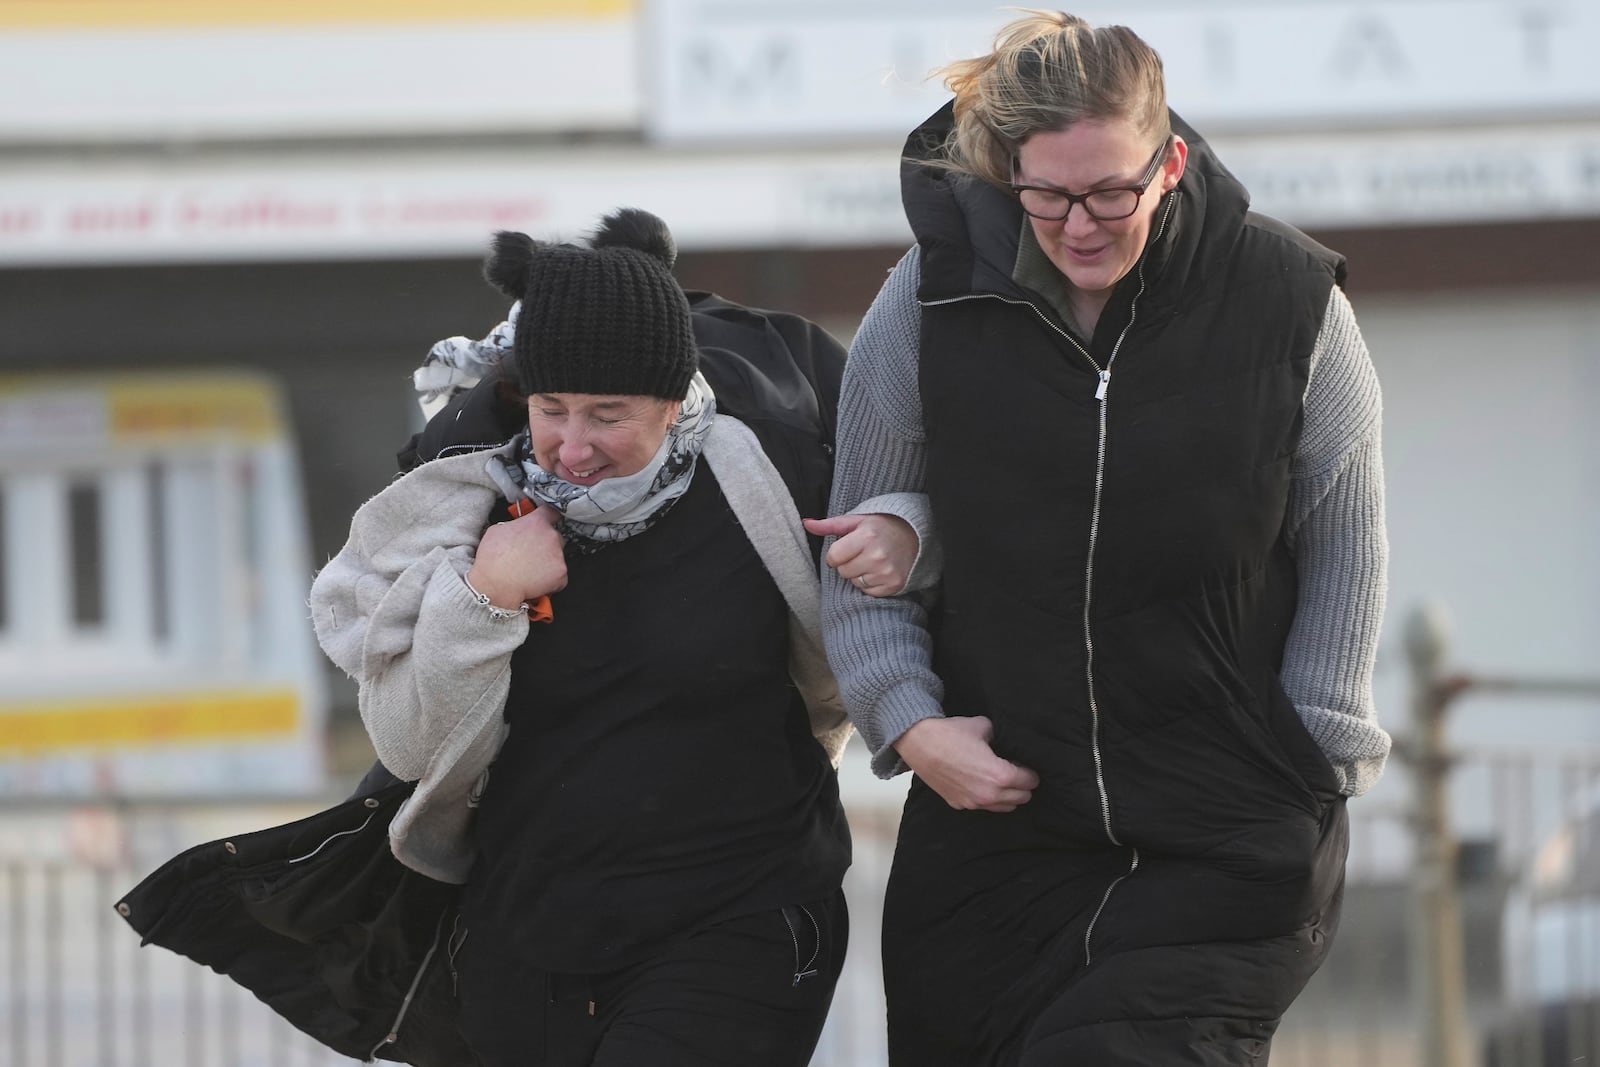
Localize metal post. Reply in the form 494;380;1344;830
1403;603;1472;1067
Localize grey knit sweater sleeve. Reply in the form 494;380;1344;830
819;248;944;777
1281;287;1392;797
823;249;1391;792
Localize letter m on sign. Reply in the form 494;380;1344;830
681;33;799;105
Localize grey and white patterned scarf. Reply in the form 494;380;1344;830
413;302;519;419
485;373;716;552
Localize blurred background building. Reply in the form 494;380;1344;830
1;1;1597;1064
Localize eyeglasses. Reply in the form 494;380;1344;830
1010;138;1172;222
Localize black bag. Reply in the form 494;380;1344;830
115;772;479;1066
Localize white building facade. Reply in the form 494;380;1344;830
1;0;1597;782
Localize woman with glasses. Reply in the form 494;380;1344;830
815;10;1390;1065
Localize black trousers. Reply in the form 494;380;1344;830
456;889;847;1067
882;779;1348;1066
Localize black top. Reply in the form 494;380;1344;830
461;463;850;973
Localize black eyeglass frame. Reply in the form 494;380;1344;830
1009;137;1173;222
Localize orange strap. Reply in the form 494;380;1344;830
505;497;554;624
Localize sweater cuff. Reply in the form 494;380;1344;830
866;680;946;778
438;559;533;641
1296;702;1393;798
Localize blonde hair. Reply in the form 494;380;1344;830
929;10;1171;189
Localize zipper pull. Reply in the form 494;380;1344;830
1094;370;1110;400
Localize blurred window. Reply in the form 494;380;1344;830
67;481;105;628
0;483;7;634
147;462;169;643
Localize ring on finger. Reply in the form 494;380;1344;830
854;574;869;589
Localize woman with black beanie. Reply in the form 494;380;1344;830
310;207;924;1066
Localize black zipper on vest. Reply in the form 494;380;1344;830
922;193;1178;965
1076;191;1177;965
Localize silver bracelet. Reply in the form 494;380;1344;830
462;574;529;621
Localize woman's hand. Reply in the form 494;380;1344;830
894;716;1040;813
803;512;920;596
466;503;568;608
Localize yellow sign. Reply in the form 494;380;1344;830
0;688;301;754
0;0;631;27
0;370;286;446
108;376;282;442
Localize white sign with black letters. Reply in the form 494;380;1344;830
644;0;1600;143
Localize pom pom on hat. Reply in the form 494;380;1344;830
483;230;538;299
589;207;678;267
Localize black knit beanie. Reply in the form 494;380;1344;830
482;208;697;400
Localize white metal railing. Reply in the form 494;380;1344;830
3;746;1598;1067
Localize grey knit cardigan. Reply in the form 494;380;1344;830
309;416;851;884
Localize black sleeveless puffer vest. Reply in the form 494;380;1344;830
907;103;1347;869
